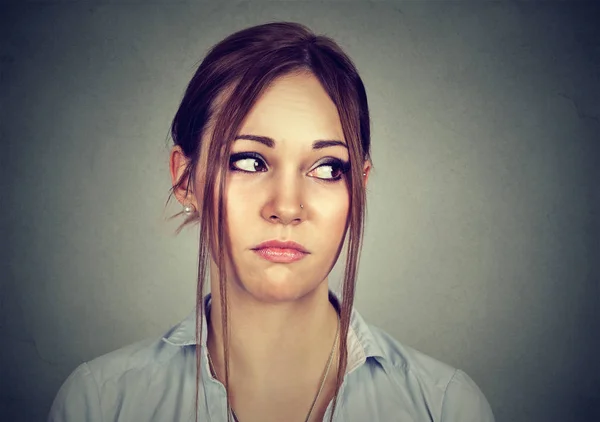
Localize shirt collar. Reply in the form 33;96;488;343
162;290;386;372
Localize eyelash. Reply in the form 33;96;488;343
228;152;350;183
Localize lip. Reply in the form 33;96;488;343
252;240;310;263
253;248;307;263
252;240;309;253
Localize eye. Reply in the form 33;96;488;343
229;152;267;173
309;159;350;182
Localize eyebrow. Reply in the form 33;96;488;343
234;134;348;150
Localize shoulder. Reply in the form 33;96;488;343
47;334;184;422
439;368;496;422
362;323;495;422
84;335;176;382
368;323;457;381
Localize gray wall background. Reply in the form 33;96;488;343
2;1;598;421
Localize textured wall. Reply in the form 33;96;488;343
2;1;598;421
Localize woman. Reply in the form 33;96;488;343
48;22;495;422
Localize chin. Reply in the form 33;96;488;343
242;272;319;304
226;251;328;304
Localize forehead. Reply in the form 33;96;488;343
239;72;344;143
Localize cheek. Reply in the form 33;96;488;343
316;191;350;238
226;204;249;234
223;183;254;241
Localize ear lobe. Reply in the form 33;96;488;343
362;161;372;187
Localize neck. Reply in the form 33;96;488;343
205;270;340;396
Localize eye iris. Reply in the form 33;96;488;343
330;164;342;178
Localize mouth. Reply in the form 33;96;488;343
252;247;308;263
251;240;310;263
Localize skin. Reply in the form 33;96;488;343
170;71;371;421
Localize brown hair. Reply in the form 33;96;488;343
166;21;372;422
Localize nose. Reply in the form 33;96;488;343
261;173;305;225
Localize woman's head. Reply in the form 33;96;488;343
214;71;372;303
166;21;372;421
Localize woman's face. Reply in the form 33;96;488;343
208;71;366;303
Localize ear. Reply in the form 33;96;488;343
170;145;197;208
362;160;372;188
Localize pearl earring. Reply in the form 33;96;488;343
183;203;196;216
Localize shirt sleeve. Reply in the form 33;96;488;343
441;369;495;422
47;362;103;422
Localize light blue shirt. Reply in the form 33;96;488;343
48;291;495;421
